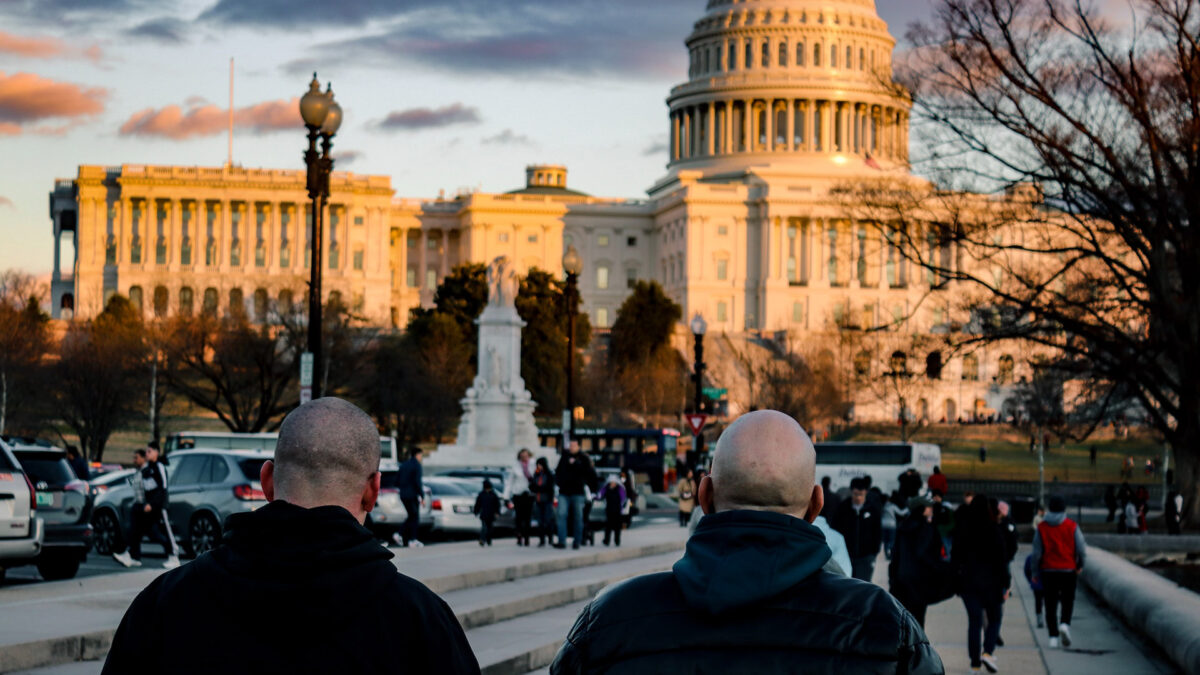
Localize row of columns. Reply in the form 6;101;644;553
670;99;909;162
397;227;455;291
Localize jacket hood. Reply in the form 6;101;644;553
899;513;930;532
673;510;831;615
1043;511;1067;526
212;500;391;584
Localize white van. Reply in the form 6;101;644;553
813;442;941;495
165;431;398;463
0;437;45;584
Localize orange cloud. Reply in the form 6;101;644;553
119;97;303;139
0;72;107;132
0;32;103;62
0;196;13;208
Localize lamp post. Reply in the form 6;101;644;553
690;313;707;467
562;245;583;452
298;73;342;400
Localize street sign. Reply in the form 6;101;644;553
685;413;708;436
702;387;727;399
300;386;312;405
299;352;314;387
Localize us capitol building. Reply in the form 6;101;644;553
46;0;1034;423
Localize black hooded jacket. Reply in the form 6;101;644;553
550;510;943;675
102;501;480;675
889;514;950;603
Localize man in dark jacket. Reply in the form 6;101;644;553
474;479;501;546
395;447;424;547
888;496;949;627
831;477;883;581
554;441;597;549
550;410;943;675
112;445;179;570
102;398;480;675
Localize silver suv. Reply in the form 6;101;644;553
92;449;270;558
0;439;45;584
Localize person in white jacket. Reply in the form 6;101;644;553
509;449;536;546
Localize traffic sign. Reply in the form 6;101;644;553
702;387;727;399
300;386;312;405
299;352;314;387
685;413;708;436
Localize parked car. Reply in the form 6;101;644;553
425;478;483;534
88;468;136;499
367;464;432;540
7;441;93;580
0;438;44;585
92;449;270;558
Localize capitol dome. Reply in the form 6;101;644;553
666;0;910;176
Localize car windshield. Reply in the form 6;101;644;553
238;459;268;481
15;452;76;486
426;480;470;496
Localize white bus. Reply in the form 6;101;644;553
814;442;941;495
164;431;399;465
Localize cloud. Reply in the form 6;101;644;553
642;139;668;157
0;196;13;208
125;17;188;44
0;31;104;61
482;129;533;147
332;150;362;166
372;103;480;131
0;0;162;28
119;97;301;139
0;72;107;133
200;0;404;29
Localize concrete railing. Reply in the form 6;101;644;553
1081;546;1200;673
1086;534;1200;555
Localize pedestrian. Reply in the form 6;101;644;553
812;512;853;577
1032;495;1086;649
1089;445;1097;467
509;449;535;546
473;479;501;547
951;494;1010;674
928;465;948;497
554;441;596;550
102;397;481;675
675;468;696;527
530;457;557;546
831;477;883;582
996;500;1018;563
112;444;180;570
1165;485;1183;535
899;468;924;500
819;475;841;519
393;447;424;548
979;445;987;464
596;474;627;546
1022;554;1046;628
549;410;943;675
889;496;953;628
620;470;637;529
1103;485;1118;523
882;491;908;559
65;445;89;480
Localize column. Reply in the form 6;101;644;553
901;112;910;161
440;229;449;278
765;99;774;151
742;100;751;153
822;102;833;153
725;101;734;153
682;108;691;159
671;111;679;161
418;229;428;291
706;101;715;156
786;99;795;151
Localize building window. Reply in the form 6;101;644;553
254;288;269;322
597;266;610;290
180;237;192;266
728;40;737;69
328;242;339;270
528;234;538;243
427;236;438;250
205;205;216;266
202;288;218;317
155;208;168;265
626;269;637;289
847;46;853;69
831;45;838;68
827;226;838;285
105;206;117;264
796;42;806;66
153;286;168;319
779;42;787;66
792;301;804;323
717;225;728;236
179;287;194;317
280;240;290;268
926;352;943;380
407;266;418;288
857;227;869;285
814;43;822;67
854;350;871;378
229;288;244;317
717;301;728;322
353;248;364;271
598;234;609;247
498;232;510;243
761;40;770;67
278;289;293;315
716;258;728;281
230;208;242;266
859;47;865;70
962;353;979;381
745;40;753;68
998;355;1015;384
596;308;609;328
128;286;143;314
627;236;637;247
354;216;364;226
425;269;437;290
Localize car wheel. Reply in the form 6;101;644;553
188;512;221;557
91;509;123;556
37;557;81;581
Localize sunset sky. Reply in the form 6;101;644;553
1;1;937;275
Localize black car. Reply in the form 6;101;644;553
12;444;94;580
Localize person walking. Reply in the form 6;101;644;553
393;447;424;548
530;457;557;546
112;446;179;570
882;491;908;559
1104;486;1118;523
899;468;924;500
831;477;883;582
549;411;943;675
889;496;952;628
675;469;697;527
473;480;501;547
952;495;1010;673
620;470;638;529
65;445;89;480
104;398;480;674
1023;554;1046;628
509;449;535;546
554;441;596;550
1123;497;1141;535
1166;485;1183;535
1032;495;1087;649
596;474;627;546
927;466;948;497
819;476;841;519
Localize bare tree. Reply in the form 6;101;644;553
0;271;50;436
838;0;1200;518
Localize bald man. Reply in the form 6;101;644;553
551;411;943;675
103;398;480;675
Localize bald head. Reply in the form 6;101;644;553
265;397;381;520
703;410;821;521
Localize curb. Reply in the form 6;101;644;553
481;641;562;675
0;630;113;673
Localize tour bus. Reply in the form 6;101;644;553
813;442;941;495
164;431;399;465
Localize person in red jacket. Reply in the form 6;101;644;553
928;466;949;496
1032;495;1087;649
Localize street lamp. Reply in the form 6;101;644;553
690;312;707;468
298;73;341;400
562;246;583;452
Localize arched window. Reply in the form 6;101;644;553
60;293;74;311
926;351;943;380
153;286;169;319
814;43;822;66
945;399;958;423
917;399;929;422
278;289;294;316
179;287;194;317
745;40;753;68
889;350;908;374
831;45;838;68
229;288;244;317
962;353;979;381
854;350;871;378
796;42;806;66
253;288;269;322
128;286;143;315
998;354;1015;384
761;39;770;67
729;40;737;69
778;42;787;66
202;288;218;317
328;290;343;309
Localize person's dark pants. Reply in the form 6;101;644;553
882;527;896;559
1033;588;1045;615
121;505;172;559
850;554;877;582
891;586;928;627
679;510;692;527
1042;571;1077;635
401;497;420;545
479;519;494;545
535;500;555;544
961;593;1003;667
1106;506;1116;523
513;494;534;544
1168;518;1182;535
582;501;595;545
603;513;622;546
